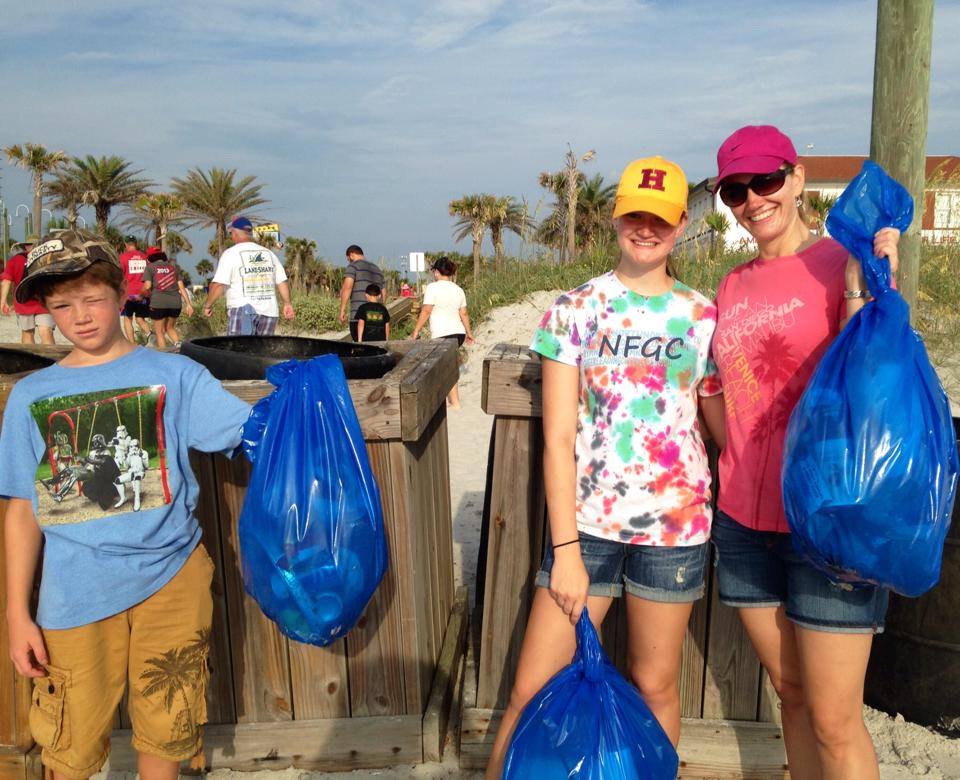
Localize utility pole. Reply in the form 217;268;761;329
869;0;934;319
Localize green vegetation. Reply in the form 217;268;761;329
171;167;268;257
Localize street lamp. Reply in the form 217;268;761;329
41;208;53;234
15;204;31;240
76;216;87;229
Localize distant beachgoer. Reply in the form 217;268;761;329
204;217;295;335
1;236;56;344
409;256;474;409
355;284;391;342
118;236;150;343
339;244;384;341
141;247;194;349
400;282;413;298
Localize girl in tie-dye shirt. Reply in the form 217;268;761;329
487;157;725;776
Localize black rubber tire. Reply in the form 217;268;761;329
0;347;56;375
179;336;395;381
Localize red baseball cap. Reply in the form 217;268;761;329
716;125;798;185
146;246;166;260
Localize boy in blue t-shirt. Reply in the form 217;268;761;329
0;230;251;778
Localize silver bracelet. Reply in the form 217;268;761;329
844;289;871;299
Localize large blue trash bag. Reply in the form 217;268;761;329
502;609;678;779
238;355;388;645
782;161;959;596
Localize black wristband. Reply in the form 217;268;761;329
552;538;580;550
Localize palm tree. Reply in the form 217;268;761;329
122;192;189;254
576;174;617;250
806;193;838;234
449;194;492;279
66;155;153;233
195;259;214;282
138;629;209;754
704;211;731;255
486;196;532;269
562;147;596;263
47;169;87;229
172;167;268;257
284;236;317;292
536;172;615;258
3;143;68;234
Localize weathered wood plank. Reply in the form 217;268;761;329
481;346;543;418
288;639;349;720
191;452;236;725
214;455;293;723
702;569;762;720
476;417;546;709
399;340;459;441
106;715;422;773
423;587;469;763
758;670;783;726
460;709;787;777
680;586;710;719
0;500;33;752
345;442;408;717
0;750;28;779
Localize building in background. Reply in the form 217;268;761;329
680;156;960;253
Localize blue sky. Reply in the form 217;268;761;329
2;0;959;273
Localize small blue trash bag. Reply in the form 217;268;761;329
238;355;388;645
502;609;678;779
782;161;959;597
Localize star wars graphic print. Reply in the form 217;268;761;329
30;386;171;524
531;272;722;546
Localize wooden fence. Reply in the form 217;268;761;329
0;339;468;776
460;344;788;778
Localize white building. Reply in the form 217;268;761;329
680;155;960;254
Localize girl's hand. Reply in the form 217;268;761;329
7;614;48;677
845;227;901;289
549;545;589;625
185;304;195;317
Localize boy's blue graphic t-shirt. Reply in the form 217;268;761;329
0;348;250;629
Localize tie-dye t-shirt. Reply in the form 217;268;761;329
531;272;723;546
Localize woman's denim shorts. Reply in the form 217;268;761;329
536;531;708;603
711;510;889;634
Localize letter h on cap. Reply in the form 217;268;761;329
638;168;667;192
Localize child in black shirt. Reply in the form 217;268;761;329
355;284;390;342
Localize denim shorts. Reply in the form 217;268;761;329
711;510;889;634
536;531;708;603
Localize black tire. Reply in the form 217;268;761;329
180;336;395;381
0;347;55;375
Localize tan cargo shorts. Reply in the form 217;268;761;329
31;544;214;779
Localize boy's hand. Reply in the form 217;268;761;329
1;301;10;316
7;614;48;677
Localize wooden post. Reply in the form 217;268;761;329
869;0;934;318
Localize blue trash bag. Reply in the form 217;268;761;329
238;355;388;645
782;161;959;596
502;608;678;779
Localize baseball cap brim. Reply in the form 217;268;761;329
716;154;788;187
613;196;685;226
15;269;71;304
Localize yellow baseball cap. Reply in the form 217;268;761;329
612;156;688;225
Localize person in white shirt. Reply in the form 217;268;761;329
410;257;474;409
203;216;295;335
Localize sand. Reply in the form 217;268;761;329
4;301;960;779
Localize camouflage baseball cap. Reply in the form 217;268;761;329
15;229;120;304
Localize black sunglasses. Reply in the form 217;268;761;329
717;167;793;208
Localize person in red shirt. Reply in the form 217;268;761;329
118;237;151;343
1;236;56;345
710;125;901;779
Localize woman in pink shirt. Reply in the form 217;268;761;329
710;125;899;779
